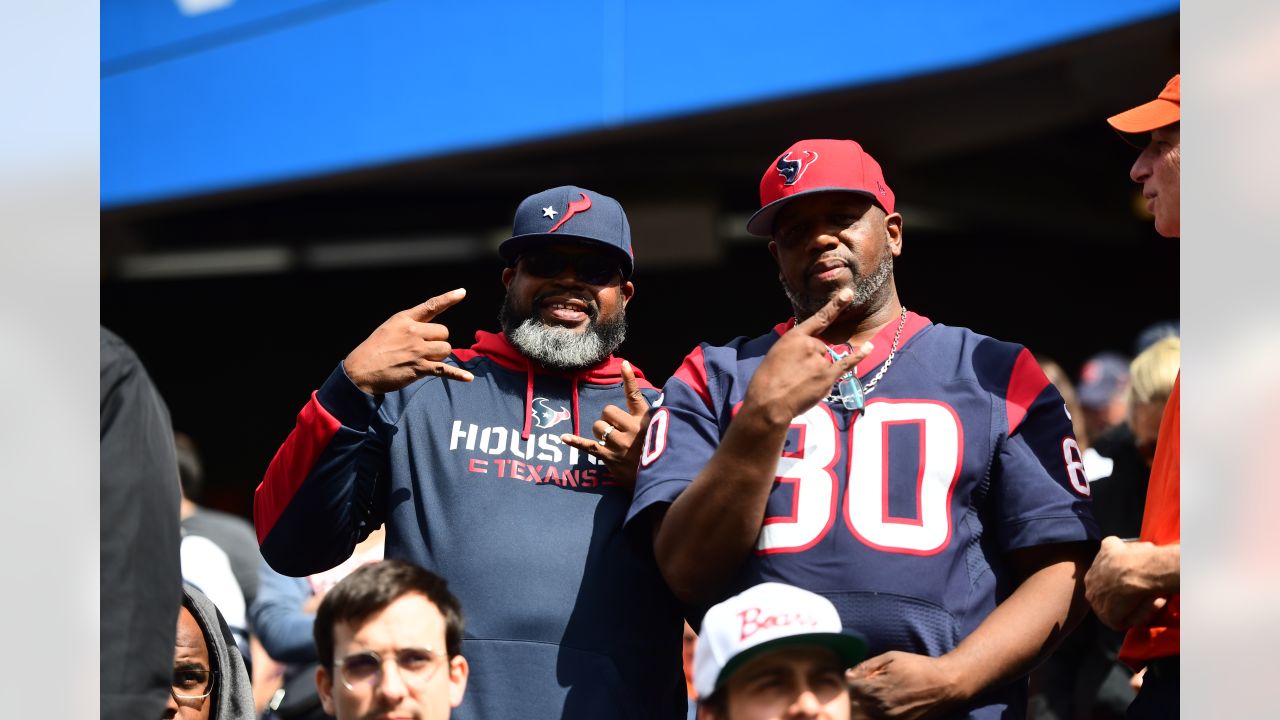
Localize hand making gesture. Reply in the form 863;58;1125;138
561;360;650;489
343;288;475;395
741;287;873;426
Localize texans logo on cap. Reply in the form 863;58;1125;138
548;193;592;232
776;150;819;186
499;185;635;278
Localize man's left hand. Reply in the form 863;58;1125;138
845;651;963;720
560;361;650;490
1085;536;1178;630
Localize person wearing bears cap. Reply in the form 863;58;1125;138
694;582;867;720
628;139;1098;719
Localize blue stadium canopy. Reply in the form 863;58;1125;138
102;0;1177;208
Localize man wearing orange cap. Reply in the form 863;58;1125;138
1085;74;1181;719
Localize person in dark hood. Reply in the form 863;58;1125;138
164;583;255;720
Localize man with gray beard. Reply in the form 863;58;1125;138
255;186;688;719
628;140;1097;720
498;270;629;374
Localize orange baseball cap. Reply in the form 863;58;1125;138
1108;74;1180;134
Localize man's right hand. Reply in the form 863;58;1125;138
343;288;475;395
740;287;872;427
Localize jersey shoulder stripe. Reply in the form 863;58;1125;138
671;346;712;411
1005;347;1050;434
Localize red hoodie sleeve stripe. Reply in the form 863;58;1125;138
1006;348;1050;435
672;346;713;411
253;391;342;544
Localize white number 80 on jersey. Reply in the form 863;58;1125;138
642;399;1086;556
758;401;962;556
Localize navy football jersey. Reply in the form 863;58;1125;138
627;312;1098;719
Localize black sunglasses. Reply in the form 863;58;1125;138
519;252;620;285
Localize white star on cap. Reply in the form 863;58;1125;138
542;206;558;219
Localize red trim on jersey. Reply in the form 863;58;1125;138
672;346;713;411
781;424;807;459
880;419;927;527
855;311;931;380
773;311;932;381
254;392;342;544
759;403;842;555
1061;434;1091;497
766;421;812;524
639;407;671;467
843;398;963;557
1005;348;1050;434
765;477;804;525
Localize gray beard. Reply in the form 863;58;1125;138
785;250;894;321
500;293;628;372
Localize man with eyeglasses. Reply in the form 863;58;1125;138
165;584;255;720
312;560;467;720
255;186;687;718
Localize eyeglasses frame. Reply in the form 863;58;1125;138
332;646;447;691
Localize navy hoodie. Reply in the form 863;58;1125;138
255;331;686;719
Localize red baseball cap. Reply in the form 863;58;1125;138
1108;74;1180;137
747;139;895;237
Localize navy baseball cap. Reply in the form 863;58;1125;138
1078;352;1131;409
499;186;635;279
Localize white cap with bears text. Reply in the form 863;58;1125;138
693;582;869;699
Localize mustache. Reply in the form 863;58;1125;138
532;289;599;320
806;252;855;275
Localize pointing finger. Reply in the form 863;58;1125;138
831;341;874;378
621;361;649;415
407;288;466;322
424;362;474;383
792;288;854;337
560;433;605;455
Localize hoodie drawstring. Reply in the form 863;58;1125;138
571;374;582;437
521;366;535;440
466;331;645;441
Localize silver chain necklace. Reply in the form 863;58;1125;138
824;305;907;410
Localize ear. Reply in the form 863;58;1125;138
501;267;515;288
448;655;470;708
316;665;336;716
884;213;903;257
767;240;780;265
620;280;635;307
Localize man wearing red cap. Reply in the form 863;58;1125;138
628;139;1099;719
1085;74;1181;719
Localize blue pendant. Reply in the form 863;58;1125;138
827;344;866;412
834;372;866;411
